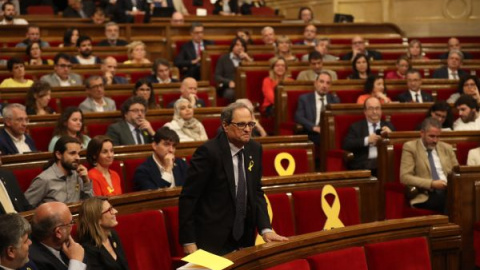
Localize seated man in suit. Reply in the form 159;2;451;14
40;53;83;87
167;77;206;108
453;94;480;130
170;11;184;25
174;22;213;80
97;22;128;47
110;0;150;23
0;154;33;214
343;97;395;176
0;213;32;269
295;71;340;145
101;57;128;85
0;103;37;155
297;51;338;81
133;127;188;190
107;96;155;145
79;75;116;113
30;201;86;270
301;37;339;62
432;50;468;79
145;58;179;84
261;26;276;46
397;69;434;103
70;35;102;65
15;25;50;48
340;35;382;61
438;37;473;60
63;0;95;18
400;117;458;213
295;24;317;46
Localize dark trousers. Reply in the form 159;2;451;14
413;190;446;213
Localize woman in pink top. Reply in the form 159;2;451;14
385;55;411;80
357;75;391;104
261;56;293;116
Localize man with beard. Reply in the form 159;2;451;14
400;117;457;213
25;136;93;207
0;214;32;269
29;202;86;270
40;53;83;87
106;96;155;145
0;1;27;25
97;22;128;47
453;94;480;130
71;36;102;65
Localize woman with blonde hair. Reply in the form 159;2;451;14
124;41;151;65
77;197;129;270
273;35;298;62
261;56;293;115
407;39;429;60
164;98;208;142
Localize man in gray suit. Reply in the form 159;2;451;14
106;96;155;146
79;76;116;113
40;53;83;87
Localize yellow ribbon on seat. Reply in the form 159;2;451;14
274;152;296;176
322;184;345;230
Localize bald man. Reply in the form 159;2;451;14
167;77;206;108
340;35;382;61
101;56;128;85
439;37;473;60
29;202;86;270
171;11;184;25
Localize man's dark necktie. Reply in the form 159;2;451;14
427;149;440;180
60;251;70;266
318;95;326;125
233;150;246;241
415;94;420;103
135;128;143;145
372;123;377;134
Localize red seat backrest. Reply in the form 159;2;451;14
307;247;368;270
130;71;151;84
292;187;360;234
150;120;168;132
286;90;310;122
336;69;353;80
265;259;310;270
455;141;479;165
201;118;221;139
161;206;183;259
262;148;311;176
210;53;222;85
251;7;276;16
28;126;54;152
109;94;130;109
334;89;363;103
59;96;85;111
389;113;425;131
245;70;269;106
123;158;146;192
12;167;43;192
334;114;365;149
365;237;431;270
116;210;172;270
86;122;110;138
27;5;54;14
267;193;296;237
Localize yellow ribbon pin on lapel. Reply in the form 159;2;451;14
322;184;344;230
248;160;254;171
274;152;296;176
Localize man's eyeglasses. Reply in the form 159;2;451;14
54;219;75;230
102;206;115;215
57;64;72;69
128;109;146;114
230;121;256;129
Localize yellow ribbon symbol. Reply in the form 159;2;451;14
248;160;254;171
255;194;274;245
274;152;296;176
321;184;345;230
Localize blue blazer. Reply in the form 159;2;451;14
295;92;341;132
133;156;188;191
0;129;37;155
432;66;468;79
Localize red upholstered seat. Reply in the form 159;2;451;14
150;119;168;132
28;126;55;152
123;158;146;192
455;141;479;165
27;5;54;14
262;148;311;176
307;247;368;270
12;167;43;192
251;7;276;16
278;89;309;135
85;122;110;138
59;97;85;111
244;70;270;107
109;94;131;109
265;259;310;270
162;206;185;268
389;113;425;131
365;237;431;270
129;71;151;84
201;118;221;139
267;193;296;237
292;187;360;234
334;89;363;103
116;210;172;270
209;53;222;86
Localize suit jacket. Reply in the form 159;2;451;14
213;0;238;14
81;230;129;270
112;76;129;84
400;139;458;205
0;128;37;155
40;73;83;87
106;120;153;146
97;39;129;47
296;69;338;81
79;97;117;113
0;169;33;214
62;1;95;18
343;119;395;170
340;50;383;61
396;90;434;103
111;0;149;23
432;66;468;79
29;238;73;270
215;53;236;87
295;92;340;144
439;50;473;60
144;74;179;84
174;40;214;80
133;156;188;191
179;132;270;255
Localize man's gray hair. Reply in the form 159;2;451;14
0;214;31;254
221;102;253;124
448;49;464;61
104;21;118;30
261;26;274;35
2;103;26;119
85;75;103;88
420;117;442;132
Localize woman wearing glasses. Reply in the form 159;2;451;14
163;98;208;142
77;197;129;270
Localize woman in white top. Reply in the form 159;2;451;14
48;107;91;151
164;98;208;142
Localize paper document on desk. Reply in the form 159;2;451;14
178;249;233;270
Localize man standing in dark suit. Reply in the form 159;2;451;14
179;103;288;256
30;202;86;270
174;22;214;80
133;127;188;191
0;213;32;270
0;103;37;155
432;50;468;79
397;69;434;103
343;97;395;176
295;71;340;145
340;35;382;61
106;96;155;146
0;154;33;214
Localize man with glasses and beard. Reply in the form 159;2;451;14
25;136;93;207
453;94;480;130
29;202;86;270
71;36;102;65
40;53;83;87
